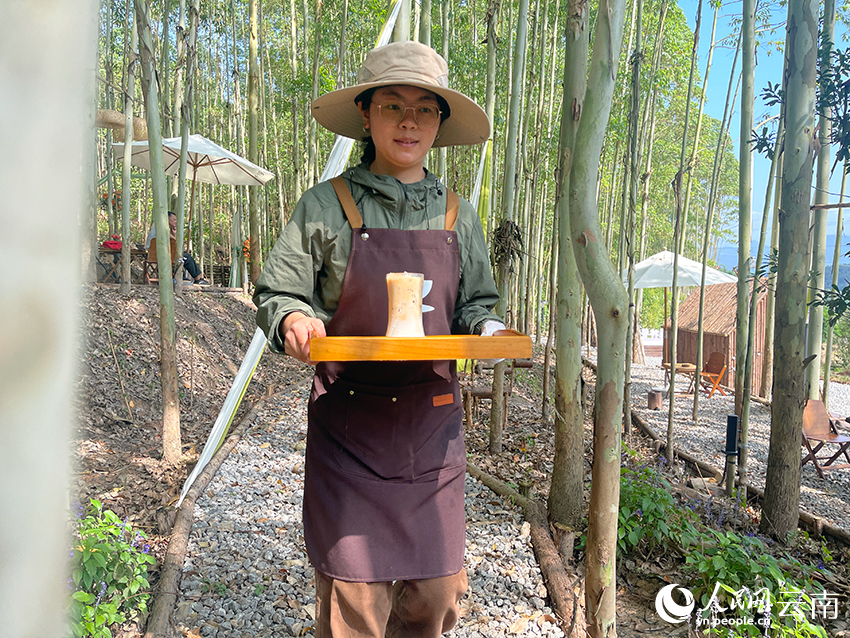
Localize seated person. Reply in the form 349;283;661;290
145;211;209;285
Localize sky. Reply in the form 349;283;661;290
678;0;850;267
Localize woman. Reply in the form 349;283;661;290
254;41;504;637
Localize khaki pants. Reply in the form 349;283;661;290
314;569;468;638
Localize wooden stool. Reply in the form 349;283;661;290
648;389;663;410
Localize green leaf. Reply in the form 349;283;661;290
628;528;640;546
71;591;95;603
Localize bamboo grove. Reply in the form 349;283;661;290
91;0;833;635
95;0;742;332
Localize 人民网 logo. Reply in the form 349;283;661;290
655;583;696;624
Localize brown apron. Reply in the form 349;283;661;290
303;177;465;582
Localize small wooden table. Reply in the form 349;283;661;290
661;362;698;395
97;247;148;284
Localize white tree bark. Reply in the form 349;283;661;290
0;1;97;635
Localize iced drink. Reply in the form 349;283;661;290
386;272;425;337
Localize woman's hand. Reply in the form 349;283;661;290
280;312;326;364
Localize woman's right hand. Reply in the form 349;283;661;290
280;312;326;364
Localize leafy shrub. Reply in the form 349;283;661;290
685;528;829;637
68;499;155;638
617;458;699;557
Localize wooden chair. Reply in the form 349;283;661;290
462;359;532;429
145;238;177;284
699;352;727;398
802;399;850;479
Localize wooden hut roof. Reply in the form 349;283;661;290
666;281;766;336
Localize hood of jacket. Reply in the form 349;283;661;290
342;163;448;228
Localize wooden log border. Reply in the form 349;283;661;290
467;462;582;636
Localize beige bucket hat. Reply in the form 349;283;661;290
311;41;490;148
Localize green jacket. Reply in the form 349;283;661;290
254;164;501;353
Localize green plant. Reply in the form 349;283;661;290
685;529;829;637
68;499;155;638
617;461;699;557
200;578;227;596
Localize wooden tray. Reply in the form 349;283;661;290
309;330;532;362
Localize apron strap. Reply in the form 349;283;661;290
445;190;459;232
331;176;364;229
331;175;460;232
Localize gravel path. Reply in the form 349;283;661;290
174;384;564;638
172;353;850;636
624;354;850;531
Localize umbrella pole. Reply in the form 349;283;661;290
188;171;197;228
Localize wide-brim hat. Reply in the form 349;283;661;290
311;41;491;148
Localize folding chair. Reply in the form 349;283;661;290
145;238;177;284
802;399;850;479
699;352;727;398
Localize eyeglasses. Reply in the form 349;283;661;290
375;100;442;128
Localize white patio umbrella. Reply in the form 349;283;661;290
624;250;738;364
113;133;275;186
113;134;275;277
623;250;737;289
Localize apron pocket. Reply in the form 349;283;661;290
412;382;465;478
325;379;414;480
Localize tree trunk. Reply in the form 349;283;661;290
666;0;702;450
806;0;836;400
393;0;411;41
173;0;199;292
421;0;431;46
736;0;755;418
760;163;782;399
568;0;629;631
623;0;643;437
548;0;588;534
289;0;302;203
0;1;96;631
105;0;118;239
490;0;529;455
741;114;782;486
666;0;702;448
172;0;186;141
680;1;718;254
136;0;182;466
694;40;741;421
229;0;245;288
121;0;138;295
307;0;322;189
761;0;818;540
542;235;557;422
160;0;171;128
483;0;499;239
248;0;261;283
631;0;668;366
823;167;847;410
437;0;449;178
